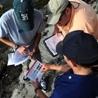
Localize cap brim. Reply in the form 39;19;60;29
56;41;64;55
47;13;61;25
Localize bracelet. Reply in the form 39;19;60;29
35;88;41;94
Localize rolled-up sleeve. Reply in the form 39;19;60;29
0;15;8;38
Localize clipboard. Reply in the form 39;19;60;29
44;34;64;57
26;59;44;82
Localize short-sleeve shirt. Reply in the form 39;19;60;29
50;70;98;98
61;0;98;39
0;9;44;45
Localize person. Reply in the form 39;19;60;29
40;0;98;73
46;0;98;39
0;0;45;71
39;0;98;91
32;30;98;98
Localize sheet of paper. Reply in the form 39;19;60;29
44;34;64;56
7;50;29;66
7;45;34;66
13;50;29;66
26;59;44;82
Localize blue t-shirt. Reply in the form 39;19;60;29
0;9;45;45
50;70;98;98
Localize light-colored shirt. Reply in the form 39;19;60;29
0;9;44;45
60;0;98;39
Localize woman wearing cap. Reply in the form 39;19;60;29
47;0;98;39
32;30;98;98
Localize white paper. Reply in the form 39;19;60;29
44;34;64;56
26;59;44;82
7;50;29;66
7;53;15;66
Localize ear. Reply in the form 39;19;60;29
65;8;71;16
64;56;77;68
70;59;77;68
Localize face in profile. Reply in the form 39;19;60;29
57;8;71;26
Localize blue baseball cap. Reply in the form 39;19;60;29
56;30;98;67
13;0;34;32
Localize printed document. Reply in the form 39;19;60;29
44;33;64;56
26;59;44;82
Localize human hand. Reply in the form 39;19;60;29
28;48;36;58
32;79;40;89
17;45;29;55
28;46;39;59
0;4;3;12
41;64;50;72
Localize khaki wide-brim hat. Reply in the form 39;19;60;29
47;0;69;25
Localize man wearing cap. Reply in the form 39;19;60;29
32;30;98;98
0;0;44;67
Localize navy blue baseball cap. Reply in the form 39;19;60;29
13;0;34;32
56;30;98;67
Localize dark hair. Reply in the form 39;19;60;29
56;30;98;74
66;2;72;8
68;57;98;74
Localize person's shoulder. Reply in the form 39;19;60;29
70;0;97;19
0;9;14;20
34;9;43;19
2;9;14;16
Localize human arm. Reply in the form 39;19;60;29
42;64;70;72
0;37;31;55
0;37;18;49
28;32;41;57
33;32;41;52
32;80;48;98
17;32;41;55
34;88;48;98
0;37;30;55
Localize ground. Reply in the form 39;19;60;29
0;0;98;98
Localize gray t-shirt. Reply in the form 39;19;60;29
0;9;44;45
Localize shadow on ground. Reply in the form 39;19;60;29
0;65;22;98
